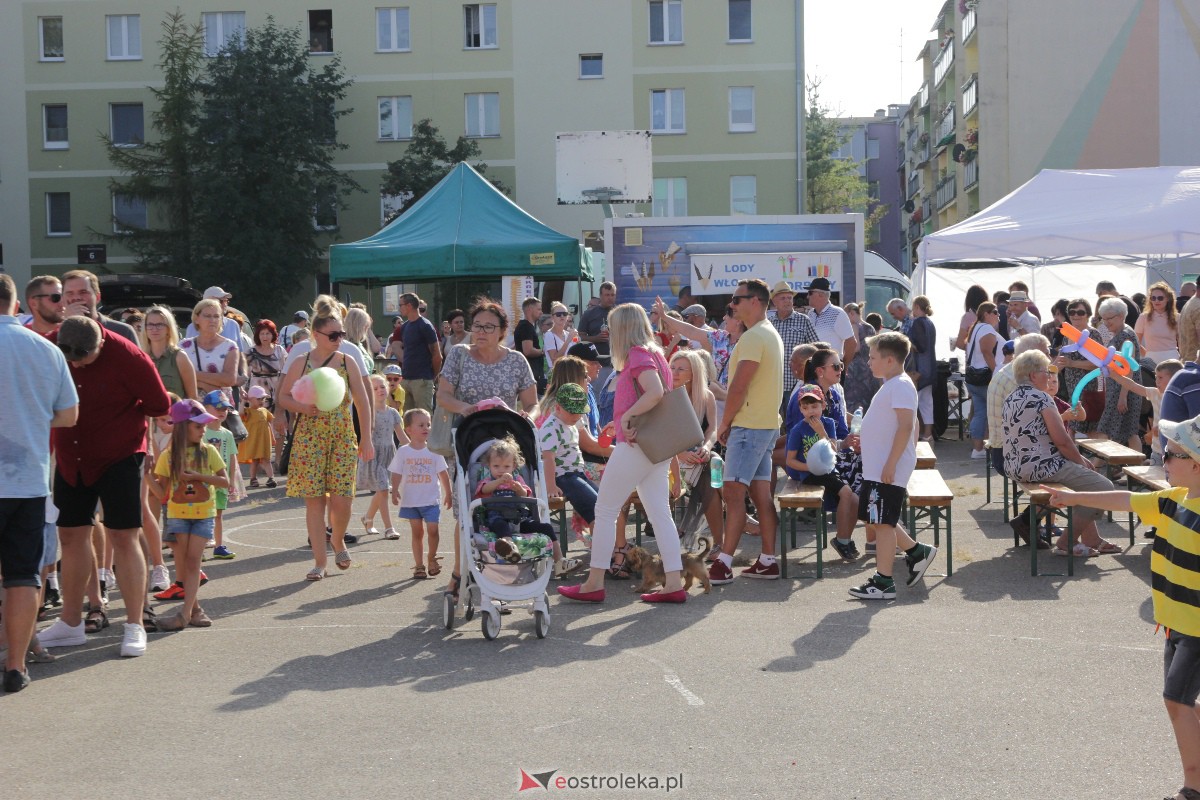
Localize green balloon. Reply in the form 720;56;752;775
310;367;345;411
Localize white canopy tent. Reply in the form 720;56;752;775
913;167;1200;360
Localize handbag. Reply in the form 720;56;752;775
429;348;460;458
627;361;704;463
277;416;299;475
963;324;993;387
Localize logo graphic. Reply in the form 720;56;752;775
518;769;559;792
807;263;831;278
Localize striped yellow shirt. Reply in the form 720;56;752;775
1131;487;1200;637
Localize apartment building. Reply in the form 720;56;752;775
898;0;1200;272
4;1;804;291
836;106;904;271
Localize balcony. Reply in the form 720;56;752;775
908;220;923;242
922;195;934;222
963;7;977;41
907;171;921;198
936;173;958;210
964;157;979;189
919;82;930;110
962;74;978;118
933;40;955;87
935;102;956;146
905;122;925;153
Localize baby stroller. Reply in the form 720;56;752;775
441;407;555;640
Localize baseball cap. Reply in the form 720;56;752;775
566;342;600;363
203;286;232;300
798;383;824;403
556;383;590;415
247;385;269;399
201;389;234;409
1002;340;1016;356
294;310;310;321
1161;414;1200;461
770;281;796;300
807;277;832;294
382;364;402;376
683;303;708;318
169;399;217;425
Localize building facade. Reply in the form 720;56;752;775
836;106;904;272
5;0;804;297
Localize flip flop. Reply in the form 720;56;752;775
1095;541;1123;555
1053;544;1099;558
334;550;352;571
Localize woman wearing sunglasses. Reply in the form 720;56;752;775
1053;298;1102;436
543;301;574;368
1136;281;1181;363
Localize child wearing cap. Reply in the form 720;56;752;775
239;385;276;488
784;384;861;561
382;365;406;414
201;390;240;559
151;400;230;630
1043;414;1200;800
538;384;599;547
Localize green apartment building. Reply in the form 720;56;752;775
3;1;804;302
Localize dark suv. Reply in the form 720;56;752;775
97;273;202;330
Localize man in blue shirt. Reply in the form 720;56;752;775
0;274;79;692
398;292;442;412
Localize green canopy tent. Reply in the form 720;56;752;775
329;162;593;286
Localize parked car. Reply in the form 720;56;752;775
97;273;202;331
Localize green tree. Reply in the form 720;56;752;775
380;118;510;224
805;78;887;243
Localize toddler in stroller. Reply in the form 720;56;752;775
475;437;583;579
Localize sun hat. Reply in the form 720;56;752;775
770;281;796;300
1160;414;1200;461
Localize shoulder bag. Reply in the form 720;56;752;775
429;348;461;458
964;324;993;387
627;357;704;464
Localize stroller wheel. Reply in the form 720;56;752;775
481;609;501;641
463;599;475;621
534;609;549;639
441;593;455;630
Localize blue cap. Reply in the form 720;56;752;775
201;389;234;409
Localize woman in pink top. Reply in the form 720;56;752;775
1135;281;1180;363
558;304;688;604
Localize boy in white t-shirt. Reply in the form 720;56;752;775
849;332;938;600
388;409;451;579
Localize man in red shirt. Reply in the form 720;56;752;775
38;317;170;658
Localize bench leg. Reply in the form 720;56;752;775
780;508;790;579
985;453;992;504
816;508;825;579
1030;502;1039;577
945;506;953;577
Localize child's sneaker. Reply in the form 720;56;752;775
212;545;236;560
848;575;897;600
149;564;171;592
830;538;860;562
741;558;779;580
904;543;938;586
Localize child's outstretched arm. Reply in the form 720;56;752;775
1108;370;1152;400
1040;484;1133;513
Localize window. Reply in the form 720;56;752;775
39;17;64;61
113;194;148;232
313;189;338;230
464;4;497;49
728;87;755;132
652;177;687;217
378;96;413;140
465;92;499;137
308;10;333;54
46;193;71;236
579;54;603;79
866;137;880;160
315;101;336;144
377;7;410;51
649;0;682;44
730;176;757;215
111;103;144;147
202;12;245;56
380;191;411;225
107;15;141;60
728;0;752;41
43;105;68;149
650;89;685;134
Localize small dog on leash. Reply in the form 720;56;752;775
626;538;712;594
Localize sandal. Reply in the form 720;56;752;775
84;606;109;634
248;479;261;488
428;556;442;577
1095;540;1122;555
554;557;584;579
265;478;277;488
413;564;428;579
607;545;631;579
334;550;352;571
445;572;461;602
142;606;159;633
305;568;327;581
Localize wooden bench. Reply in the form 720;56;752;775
778;486;828;579
1123;464;1169;540
915;441;936;470
1078;439;1146;541
1017;482;1077;577
904;469;955;576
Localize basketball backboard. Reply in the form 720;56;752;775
556;130;653;206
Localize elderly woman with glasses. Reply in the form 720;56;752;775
1093;296;1144;449
1053;298;1102;435
1002;350;1121;556
1136;281;1180;363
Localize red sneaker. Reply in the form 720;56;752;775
741;558;780;580
153;584;185;601
708;559;734;585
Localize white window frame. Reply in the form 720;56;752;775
378;96;413;141
728;86;755;132
579;53;603;79
465;92;500;138
727;0;752;42
46;193;71;237
650;88;685;134
113;193;148;233
730;175;757;215
43;104;69;150
464;4;498;49
39;17;65;62
376;7;411;52
202;11;246;57
652;177;687;217
106;15;142;60
110;103;145;147
648;0;683;45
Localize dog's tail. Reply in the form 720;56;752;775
691;537;711;561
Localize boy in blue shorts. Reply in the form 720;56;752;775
849;332;937;600
1044;413;1200;800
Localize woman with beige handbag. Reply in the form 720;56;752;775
558;304;698;605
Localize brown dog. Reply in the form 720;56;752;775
626;538;712;594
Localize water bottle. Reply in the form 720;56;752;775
709;453;724;488
850;407;864;435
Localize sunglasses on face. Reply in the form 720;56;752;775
317;329;345;341
386;377;401;382
58;343;93;361
730;294;752;304
823;363;844;372
1152;295;1167;301
553;311;569;317
1166;450;1194;462
1068;309;1087;316
31;293;62;303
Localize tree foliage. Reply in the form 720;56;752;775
805;78;887;244
101;13;361;320
380;118;510;224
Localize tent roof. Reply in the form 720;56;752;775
330;162;592;284
918;166;1200;265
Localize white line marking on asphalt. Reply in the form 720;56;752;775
556;636;705;707
221;516;454;556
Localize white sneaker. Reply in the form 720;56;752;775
149;564;171;592
120;623;147;658
970;449;987;459
39;618;87;648
383;527;401;540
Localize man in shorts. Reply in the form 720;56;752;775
710;278;785;584
0;275;79;692
39;317;170;657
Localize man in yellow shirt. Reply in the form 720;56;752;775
710;278;784;584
